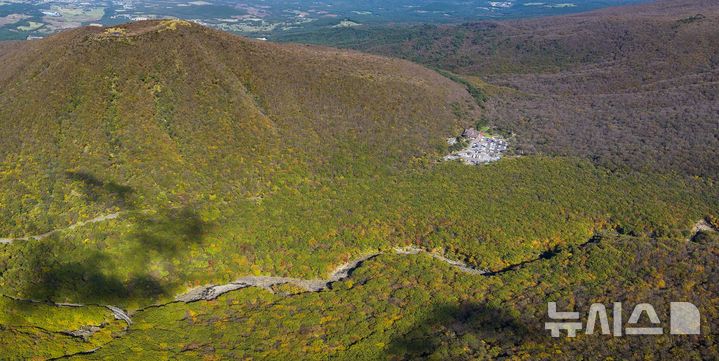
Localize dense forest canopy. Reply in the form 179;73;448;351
0;3;717;359
278;0;719;177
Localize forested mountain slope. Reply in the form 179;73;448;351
278;0;719;177
0;19;477;236
0;17;717;360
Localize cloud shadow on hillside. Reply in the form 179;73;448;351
387;301;538;360
65;171;135;207
14;173;212;304
128;207;210;257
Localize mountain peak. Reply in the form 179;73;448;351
0;19;478;220
95;19;195;38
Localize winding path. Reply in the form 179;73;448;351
3;216;712;360
0;212;123;244
12;214;692;322
176;247;487;302
0;210;490;325
3;230;620;361
0;248;489;359
1;245;488;332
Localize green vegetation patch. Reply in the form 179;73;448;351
17;21;44;32
0;297;126;359
435;68;488;105
61;233;719;360
0;157;715;308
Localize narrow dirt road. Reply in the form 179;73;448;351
0;212;122;244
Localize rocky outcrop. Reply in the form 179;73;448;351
176;249;483;302
106;305;132;325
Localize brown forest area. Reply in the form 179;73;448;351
287;0;719;177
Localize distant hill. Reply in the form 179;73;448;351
278;0;719;177
291;0;718;75
0;0;652;41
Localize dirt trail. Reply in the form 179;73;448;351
4;222;708;360
3;229;617;340
0;212;122;244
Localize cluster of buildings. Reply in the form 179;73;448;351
444;128;508;165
